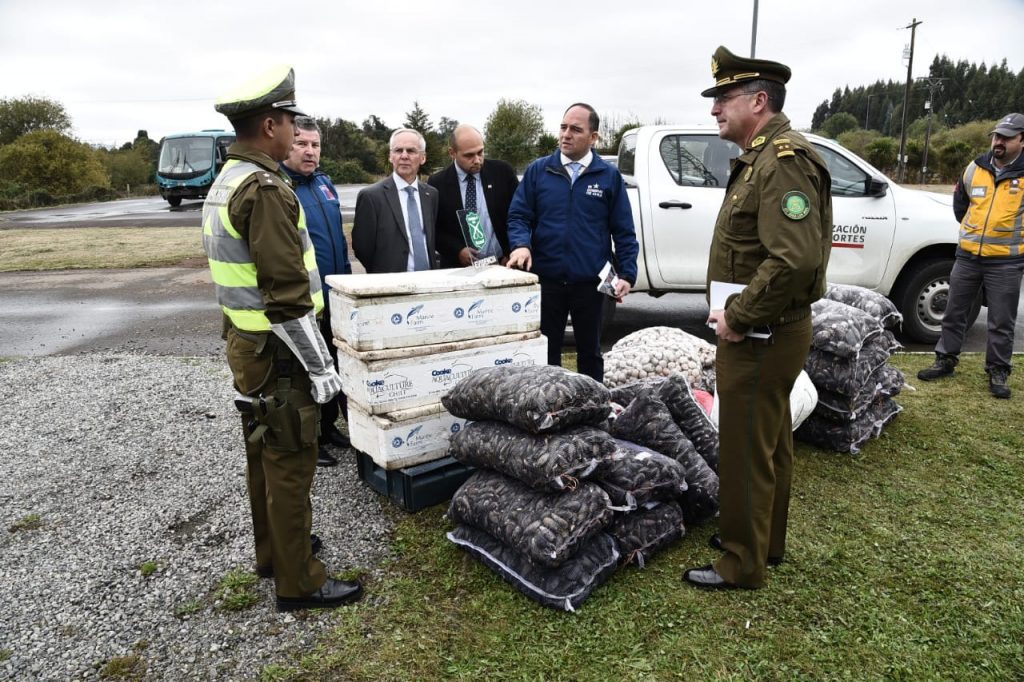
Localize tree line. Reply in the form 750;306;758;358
0;96;561;210
811;55;1023;182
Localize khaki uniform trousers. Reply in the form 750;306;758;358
226;327;327;598
713;318;812;588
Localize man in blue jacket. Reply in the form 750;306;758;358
281;116;353;466
507;102;639;383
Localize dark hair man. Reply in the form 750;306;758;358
917;113;1024;399
506;102;639;382
428;124;519;267
683;47;832;591
280;116;353;466
202;66;362;611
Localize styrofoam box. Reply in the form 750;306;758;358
349;401;468;471
337;330;547;415
326;266;540;351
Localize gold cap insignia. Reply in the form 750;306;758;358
711;56;719;76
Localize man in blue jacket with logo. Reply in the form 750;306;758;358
281;116;353;465
507;102;639;383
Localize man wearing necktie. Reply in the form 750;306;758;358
352;128;439;274
507;103;639;383
428;125;520;268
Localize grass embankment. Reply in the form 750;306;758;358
266;354;1022;681
0;227;204;271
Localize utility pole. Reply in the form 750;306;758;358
917;76;945;184
865;93;878;130
897;18;922;183
750;0;759;57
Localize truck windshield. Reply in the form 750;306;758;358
158;137;215;177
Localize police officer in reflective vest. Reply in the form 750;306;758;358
684;47;832;590
202;65;362;611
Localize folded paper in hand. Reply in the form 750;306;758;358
708;280;771;339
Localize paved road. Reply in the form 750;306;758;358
0;185;365;229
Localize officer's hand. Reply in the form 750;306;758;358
507;247;532;271
458;247;479;267
310;368;343;404
708;309;744;343
613;279;631;303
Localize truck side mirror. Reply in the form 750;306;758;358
866;177;888;198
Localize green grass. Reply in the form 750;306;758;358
8;513;42;532
216;568;261;611
267;353;1023;680
0;227;203;271
173;599;204;618
138;560;159;578
99;653;145;679
0;649;11;662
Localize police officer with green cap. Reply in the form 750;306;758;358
202;65;362;611
683;46;832;590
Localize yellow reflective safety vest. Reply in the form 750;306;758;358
202;159;323;331
957;161;1024;258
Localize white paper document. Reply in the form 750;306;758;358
708;280;772;339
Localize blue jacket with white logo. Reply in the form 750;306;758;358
281;164;352;291
507;150;638;284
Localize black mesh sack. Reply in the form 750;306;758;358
594;439;688;508
442;365;611;434
824;283;903;331
810;299;884;360
655;373;720;471
447;470;613;567
447;525;619;612
610;393;719;525
448;421;614;492
606;500;686;568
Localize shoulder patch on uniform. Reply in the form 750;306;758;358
781;191;810;220
773;138;796;159
751;135;767;148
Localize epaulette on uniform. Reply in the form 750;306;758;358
256;170;281;189
773;138;796;159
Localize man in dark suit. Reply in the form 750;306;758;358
428;125;519;267
352;128;439;273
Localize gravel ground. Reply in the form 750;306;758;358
0;355;394;680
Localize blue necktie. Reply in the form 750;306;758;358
404;186;430;271
569;162;582;186
465;173;477;213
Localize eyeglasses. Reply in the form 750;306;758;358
713;90;759;105
390;147;423;155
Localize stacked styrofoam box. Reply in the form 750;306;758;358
326;266;544;470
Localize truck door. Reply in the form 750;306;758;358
647;133;737;287
811;143;896;290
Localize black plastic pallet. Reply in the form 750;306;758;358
355;450;474;512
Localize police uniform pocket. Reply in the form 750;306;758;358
226;329;273;396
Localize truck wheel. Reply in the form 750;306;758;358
167;197;182;208
891;258;980;345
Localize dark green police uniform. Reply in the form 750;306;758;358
202;72;328;599
704;47;833;588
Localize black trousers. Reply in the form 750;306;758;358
539;279;605;383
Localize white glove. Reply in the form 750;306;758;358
271;311;342;404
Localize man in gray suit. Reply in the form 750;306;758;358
352;128;439;273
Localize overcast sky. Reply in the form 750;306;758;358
1;0;1021;148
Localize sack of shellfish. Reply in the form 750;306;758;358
447;469;614;568
593;439;688;508
610;393;719;524
795;397;903;454
606;500;686;568
448;421;615;492
814;365;906;422
810;299;884;360
447;525;620;612
442;365;611;434
804;331;899;398
655;374;720;472
603;327;716;393
824;283;903;331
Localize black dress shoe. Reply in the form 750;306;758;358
683;564;737;590
324;426;351;449
709;534;784;566
317;447;339;467
276;578;363;611
256;535;324;579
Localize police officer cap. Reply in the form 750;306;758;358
701;46;791;98
214;65;307;121
990;113;1024;137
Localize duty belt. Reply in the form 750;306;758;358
772;307;811;326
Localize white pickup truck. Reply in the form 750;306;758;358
615;125;972;343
